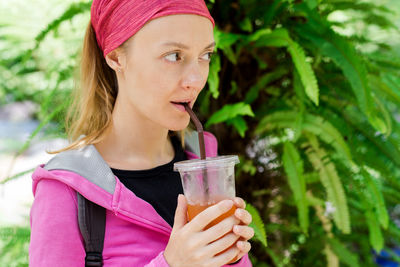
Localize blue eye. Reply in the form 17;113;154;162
165;52;181;62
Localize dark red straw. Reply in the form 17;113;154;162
183;103;206;160
183;103;209;200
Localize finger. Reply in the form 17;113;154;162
200;216;240;245
233;197;246;209
203;232;239;256
233;225;255;241
231;239;251;263
236;240;252;253
208;243;240;267
234;208;252;225
188;200;234;232
173;194;187;230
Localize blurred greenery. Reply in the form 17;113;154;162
1;0;400;266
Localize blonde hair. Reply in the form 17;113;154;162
52;21;187;153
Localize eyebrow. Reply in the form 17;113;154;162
161;41;216;50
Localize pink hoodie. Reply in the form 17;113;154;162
29;131;252;266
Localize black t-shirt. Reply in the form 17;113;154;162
111;134;186;227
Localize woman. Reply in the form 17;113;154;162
29;0;254;266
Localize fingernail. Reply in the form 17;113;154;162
235;209;242;217
223;200;233;209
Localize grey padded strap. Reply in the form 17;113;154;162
44;131;200;194
184;130;201;157
44;145;116;194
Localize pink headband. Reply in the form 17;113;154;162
91;0;215;57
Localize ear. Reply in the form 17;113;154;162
105;49;125;72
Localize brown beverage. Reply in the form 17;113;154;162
187;203;237;228
187;202;239;264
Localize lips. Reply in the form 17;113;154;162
170;100;194;112
170;100;193;108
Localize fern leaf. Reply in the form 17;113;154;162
369;74;400;105
287;39;319;106
256;111;352;161
246;203;268;247
325;244;340;267
364;209;384;253
362;170;389;229
295;21;387;133
306;134;351;234
214;29;242;64
24;2;91;61
253;28;319;105
282;142;309;233
205;102;254;127
327;238;360;267
226;116;248;138
207;53;221;99
345;108;400;168
372;95;392;136
244;67;288;104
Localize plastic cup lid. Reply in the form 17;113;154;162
173;155;239;172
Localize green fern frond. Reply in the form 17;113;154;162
364;209;384;253
372;94;392;136
362;169;389;229
244;67;288;104
327;238;360;267
207;53;221;99
369;74;400;105
295;20;387;134
305;134;351;234
287;39;319;106
246;203;268;247
344;108;400;168
23;1;91;61
256;111;352;161
282;142;309;233
205;102;254;127
253;28;319;105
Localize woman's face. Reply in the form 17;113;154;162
114;14;215;131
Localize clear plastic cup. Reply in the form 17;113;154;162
174;155;240;264
173;155;240;224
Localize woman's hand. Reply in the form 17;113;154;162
164;195;242;267
230;197;254;263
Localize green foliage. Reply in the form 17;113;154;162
326;238;360;267
253;28;320;105
207;53;221;98
365;208;385;253
205;102;254;136
256;111;352;161
2;0;400;266
282;142;309;234
363;169;389;230
246;203;268;247
305;134;351;234
0;225;30;266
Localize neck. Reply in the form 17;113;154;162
95;98;175;170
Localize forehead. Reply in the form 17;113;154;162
128;14;214;50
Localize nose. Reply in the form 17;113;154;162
181;61;206;92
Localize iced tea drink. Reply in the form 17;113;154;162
174;155;240;264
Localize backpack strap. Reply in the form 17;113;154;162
44;144;112;267
78;193;106;267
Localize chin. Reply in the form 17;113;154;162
166;117;191;131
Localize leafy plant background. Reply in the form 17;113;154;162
1;0;400;266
